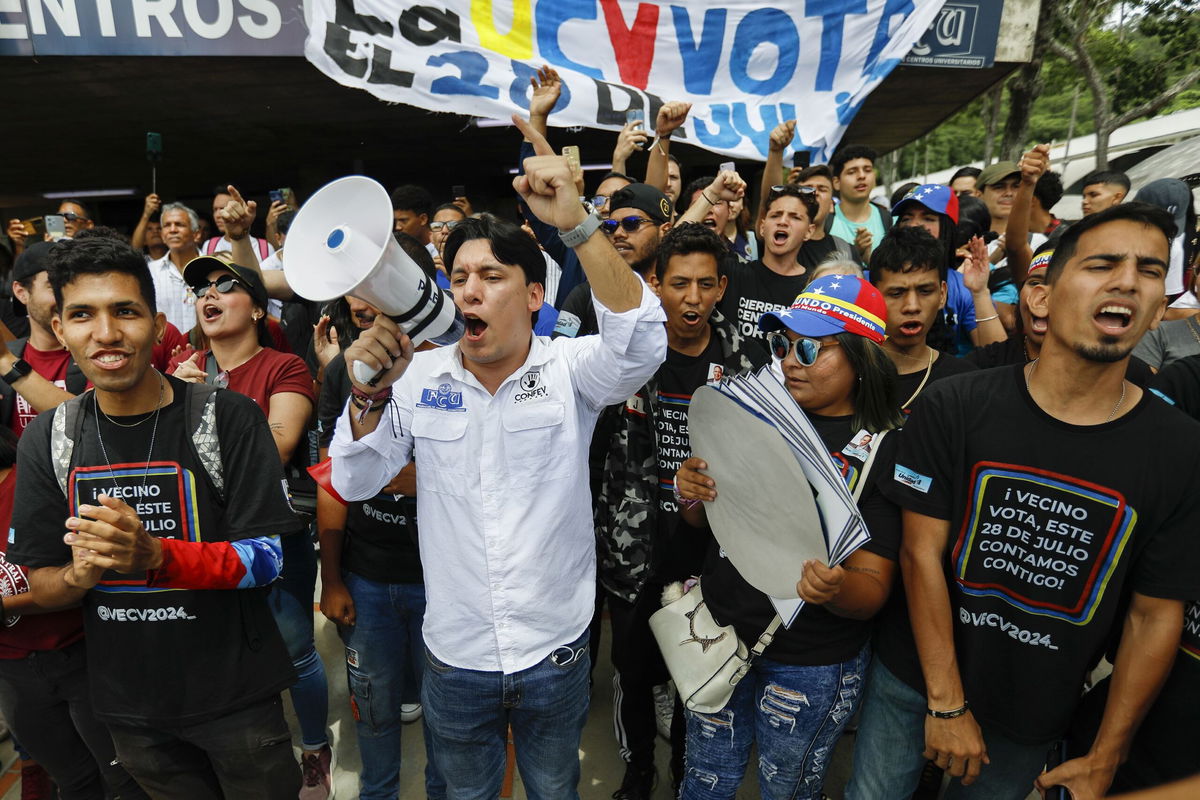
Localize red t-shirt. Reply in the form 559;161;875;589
167;347;313;416
151;322;189;373
0;469;84;658
10;343;72;437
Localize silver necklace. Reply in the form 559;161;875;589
1026;358;1126;423
96;375;164;428
94;372;165;486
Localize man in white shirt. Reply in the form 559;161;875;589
330;117;666;799
146;202;203;332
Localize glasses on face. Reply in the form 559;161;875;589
190;277;245;296
591;195;609;209
601;216;654;235
429;220;461;232
60;212;89;222
766;332;838;366
770;185;816;194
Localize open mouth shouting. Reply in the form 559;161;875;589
1093;301;1134;337
680;310;704;328
464;313;489;343
897;319;924;337
201;302;223;323
1029;314;1048;336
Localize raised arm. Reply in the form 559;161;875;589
901;508;989;786
217;185;262;271
1004;144;1050;287
131;193;161;251
677;171;745;227
526;65;562;142
645;102;691;193
758;120;796;226
959;235;1007;347
611;120;649;177
513;115;642;312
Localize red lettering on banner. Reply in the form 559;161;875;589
598;0;659;90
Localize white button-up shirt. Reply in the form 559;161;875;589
330;282;666;673
147;253;198;333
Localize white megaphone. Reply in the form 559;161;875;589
285;176;465;385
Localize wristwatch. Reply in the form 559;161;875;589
2;358;31;386
559;211;603;248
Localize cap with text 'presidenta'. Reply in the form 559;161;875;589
758;274;887;344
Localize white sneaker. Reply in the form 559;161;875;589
400;703;422;723
652;683;675;740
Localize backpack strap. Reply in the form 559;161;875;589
183;382;224;501
49;391;91;497
203;352;221;386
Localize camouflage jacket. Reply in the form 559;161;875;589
593;309;769;603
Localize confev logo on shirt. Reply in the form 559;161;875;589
417;383;465;412
952;462;1136;626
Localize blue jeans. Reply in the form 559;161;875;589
846;658;1052;800
339;572;443;800
268;531;329;751
680;645;869;800
422;629;591;800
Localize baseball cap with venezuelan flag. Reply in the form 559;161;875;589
758;274;887;343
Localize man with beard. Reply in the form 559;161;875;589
553;184;673;339
717;184;820;347
847;203;1200;800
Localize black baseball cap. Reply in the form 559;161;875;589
10;241;55;316
183;254;270;311
607;183;673;224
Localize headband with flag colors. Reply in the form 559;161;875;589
759;275;887;344
892;183;960;224
1029;248;1055;275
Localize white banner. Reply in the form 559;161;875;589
304;0;946;162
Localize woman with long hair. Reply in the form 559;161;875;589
673;274;904;800
167;255;332;794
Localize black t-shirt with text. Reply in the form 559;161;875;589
318;352;423;584
704;414;901;666
895;351;978;413
650;337;725;581
967;338;1153;387
717;259;810;343
9;377;297;727
878;366;1200;743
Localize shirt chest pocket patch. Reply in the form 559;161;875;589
501;401;566;466
410;411;469;474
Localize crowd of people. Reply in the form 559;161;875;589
0;63;1196;800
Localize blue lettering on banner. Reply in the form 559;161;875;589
729;9;799;96
417;384;466;412
806;0;868;92
895;464;932;494
670;6;726;95
534;0;603;81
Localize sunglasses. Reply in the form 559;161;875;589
61;211;89;222
601;216;654;235
191;277;246;296
429;220;461;232
769;185;817;194
590;195;609;209
766;332;838;366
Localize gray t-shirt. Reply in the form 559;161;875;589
1132;316;1200;370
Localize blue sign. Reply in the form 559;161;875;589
0;0;306;56
902;0;1004;69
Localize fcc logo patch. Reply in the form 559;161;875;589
417;383;466;412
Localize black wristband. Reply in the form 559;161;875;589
927;702;970;719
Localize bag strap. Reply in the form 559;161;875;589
50;391;90;497
851;429;888;504
204;352;221;385
183;382;224;501
748;615;783;659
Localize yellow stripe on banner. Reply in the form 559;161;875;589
796;292;886;329
471;0;533;60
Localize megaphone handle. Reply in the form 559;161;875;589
352;359;383;387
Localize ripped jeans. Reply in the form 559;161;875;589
680;644;870;800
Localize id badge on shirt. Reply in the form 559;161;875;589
842;429;876;462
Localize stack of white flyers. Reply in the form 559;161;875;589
689;365;872;627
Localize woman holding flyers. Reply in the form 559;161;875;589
673;274;904;800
